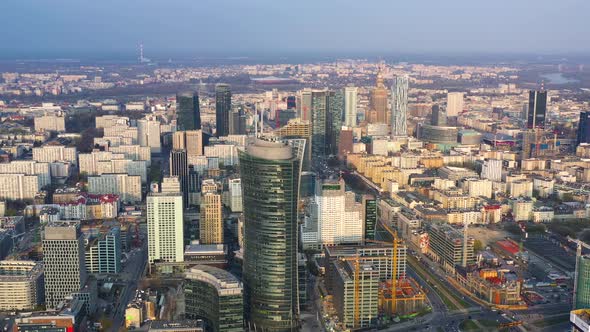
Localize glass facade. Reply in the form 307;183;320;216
527;90;547;129
576;256;590;309
185;266;243;332
215;84;232;137
176;92;201;130
363;195;377;240
239;141;301;331
577;111;590;147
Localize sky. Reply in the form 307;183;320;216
2;0;589;59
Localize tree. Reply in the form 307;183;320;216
473;239;484;252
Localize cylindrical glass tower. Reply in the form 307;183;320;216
239;139;302;331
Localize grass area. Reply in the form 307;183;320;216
532;313;570;327
459;319;479;331
407;256;469;310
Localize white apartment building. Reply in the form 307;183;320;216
104;125;138;144
0;174;40;200
463;178;492;198
509;180;533;198
344;86;358;127
228;178;242;212
110;145;151;165
79;151;147;183
95;115;129;129
137;117;161;153
313;179;363;246
446;92;464;117
147;192;184;263
204;144;239;166
34;114;65;132
33;145;77;165
88;174;141;203
0;160;51;188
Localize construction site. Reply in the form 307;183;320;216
321;223;427;330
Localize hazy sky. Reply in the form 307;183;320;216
2;0;589;58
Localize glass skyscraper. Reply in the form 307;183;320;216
176;92;201;130
215;84;232;137
239;139;303;332
391;75;409;137
328;90;344;156
575;255;590;309
576;111;590;147
527;89;547;129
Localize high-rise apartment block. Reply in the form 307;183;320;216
147;192;184;263
446;92;464;117
88;174;142;203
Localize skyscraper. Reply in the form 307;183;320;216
147;192;184;263
200;179;223;245
362;195;377;241
344;86;358;127
446;92;464;117
297;89;312;121
229;107;246;135
391;75;408;137
311;90;328;159
328;90;344;156
43;221;87;309
431;105;447;126
368;68;388;124
176;92;201;130
239;139;303;331
170;149;189;205
215;84;232;137
576;111;590;147
527;89;547;129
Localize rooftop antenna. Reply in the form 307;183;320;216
139;43;144;63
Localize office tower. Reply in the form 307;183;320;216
311;90;328;159
446;92;464;117
0;261;44;311
391;75;409;137
230;107;246;135
176;91;201;130
85;227;122;274
43;221;87;309
173;130;203;157
527;89;547;129
298;89;312;121
575;255;590;309
215;84;232;137
368;67;388;124
431;105;447;126
344;86;358;127
185;265;243;332
147;192;184;263
286;96;296;109
338;128;354;160
200;179;223;245
170;149;189;205
577;111;590;147
239;139;302;331
328;90;344;156
362;195;377;241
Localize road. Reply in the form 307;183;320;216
110;239;148;331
